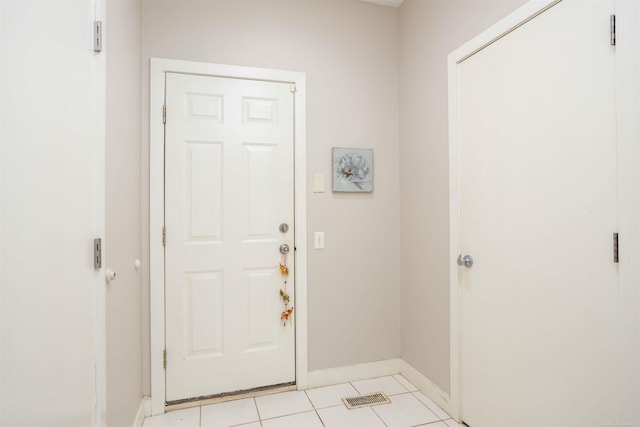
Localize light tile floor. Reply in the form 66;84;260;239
142;375;467;427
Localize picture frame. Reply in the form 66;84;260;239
332;147;373;193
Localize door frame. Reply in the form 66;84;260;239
149;58;308;415
447;0;639;422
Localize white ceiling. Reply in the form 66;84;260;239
361;0;405;7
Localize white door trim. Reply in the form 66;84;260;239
0;1;4;422
447;0;639;422
615;0;640;422
149;58;308;415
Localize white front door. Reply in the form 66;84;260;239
457;1;621;426
164;73;296;402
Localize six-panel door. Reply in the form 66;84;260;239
164;73;295;402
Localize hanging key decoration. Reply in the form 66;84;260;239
279;254;293;326
279;224;293;326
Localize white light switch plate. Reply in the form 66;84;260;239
314;232;325;249
313;174;325;193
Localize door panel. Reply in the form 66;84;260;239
187;142;222;240
458;1;619;426
185;272;223;357
165;73;295;401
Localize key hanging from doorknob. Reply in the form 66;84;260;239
457;254;474;268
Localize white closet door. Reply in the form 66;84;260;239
457;1;619;425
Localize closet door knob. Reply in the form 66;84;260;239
457;254;474;268
105;268;117;283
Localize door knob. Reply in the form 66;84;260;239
457;254;474;268
105;268;117;283
279;244;290;254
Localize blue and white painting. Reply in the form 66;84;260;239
332;147;373;193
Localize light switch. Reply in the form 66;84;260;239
313;173;325;193
314;232;325;249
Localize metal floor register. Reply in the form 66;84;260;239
342;392;391;409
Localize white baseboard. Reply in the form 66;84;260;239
306;358;403;389
132;397;151;427
398;359;453;418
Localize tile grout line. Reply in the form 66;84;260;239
410;391;446;420
301;389;326;427
390;374;413;393
303;389;319;411
252;396;263;426
316;406;327;427
370;403;391;427
410;419;448;427
258;409;319;423
395;374;451;421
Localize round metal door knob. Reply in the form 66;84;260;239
279;244;290;254
457;254;474;268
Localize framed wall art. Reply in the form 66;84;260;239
332;147;373;193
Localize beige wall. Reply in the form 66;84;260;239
106;0;143;425
141;0;401;392
398;0;527;393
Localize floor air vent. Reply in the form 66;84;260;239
342;392;391;409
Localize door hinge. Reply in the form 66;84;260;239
162;105;167;124
163;350;167;369
290;84;297;93
610;14;616;46
162;226;166;246
94;238;102;269
613;232;619;263
93;21;102;53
